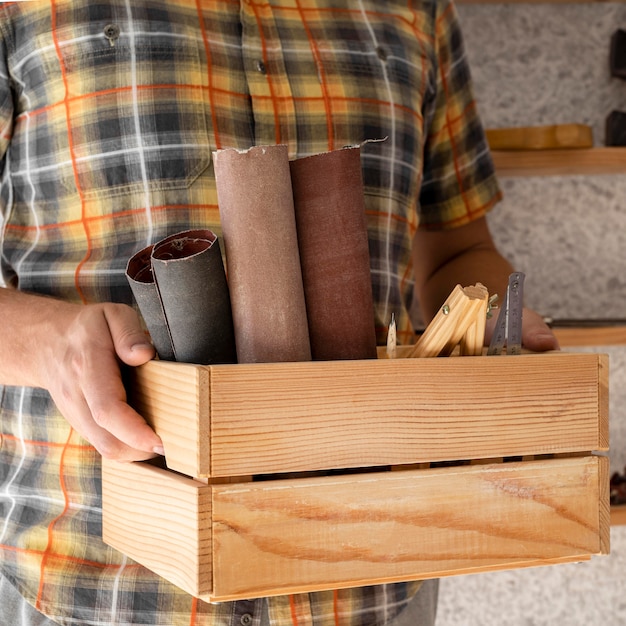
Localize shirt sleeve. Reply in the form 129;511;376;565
418;0;502;231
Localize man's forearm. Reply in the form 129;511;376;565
417;246;514;321
0;287;71;388
412;218;514;322
412;218;558;352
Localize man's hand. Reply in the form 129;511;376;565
45;302;162;461
413;217;560;353
0;289;162;461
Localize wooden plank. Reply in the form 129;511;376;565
598;354;610;453
126;361;210;477
491;147;626;177
486;124;593;151
209;353;606;477
598;455;611;552
101;454;609;601
611;505;626;526
554;326;626;347
126;352;605;478
101;458;213;597
209;456;605;601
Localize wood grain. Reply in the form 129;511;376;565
127;353;608;478
611;505;626;526
491;147;626;177
107;351;610;600
102;456;608;601
486;124;593;151
102;458;213;597
103;457;608;600
407;284;488;357
209;456;607;600
554;326;626;347
126;361;210;477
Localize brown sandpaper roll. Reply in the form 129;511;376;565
213;145;312;363
290;146;377;360
151;229;237;365
126;244;175;361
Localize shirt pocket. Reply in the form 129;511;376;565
58;24;211;199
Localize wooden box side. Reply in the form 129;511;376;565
598;453;611;554
102;458;212;598
126;361;210;477
207;455;604;601
598;353;610;451
207;352;606;477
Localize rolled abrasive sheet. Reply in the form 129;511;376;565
126;244;175;361
290;146;377;360
150;229;237;365
214;145;312;363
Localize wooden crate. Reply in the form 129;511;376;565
102;351;610;602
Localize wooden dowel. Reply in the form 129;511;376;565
405;285;470;358
460;284;489;356
406;284;489;358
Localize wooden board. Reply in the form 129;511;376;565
612;505;626;526
123;361;211;476
486;124;593;151
491;147;626;177
553;326;626;347
125;352;608;478
102;455;610;602
102;459;212;597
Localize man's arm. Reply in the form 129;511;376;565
0;287;163;461
412;216;559;352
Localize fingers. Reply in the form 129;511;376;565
54;388;160;462
78;349;163;460
104;303;155;366
48;302;162;461
80;305;162;459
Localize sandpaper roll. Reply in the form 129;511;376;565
213;145;312;363
151;229;237;365
126;244;175;361
290;146;377;360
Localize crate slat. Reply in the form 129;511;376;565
102;459;212;597
126;353;608;478
102;455;609;602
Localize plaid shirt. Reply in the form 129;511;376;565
0;0;501;624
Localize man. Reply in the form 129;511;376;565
0;1;558;624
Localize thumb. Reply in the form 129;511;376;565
104;303;156;366
521;308;560;352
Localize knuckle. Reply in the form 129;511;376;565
90;406;112;431
96;438;125;461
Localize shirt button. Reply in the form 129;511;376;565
240;614;253;626
375;46;388;61
255;60;267;74
103;23;120;46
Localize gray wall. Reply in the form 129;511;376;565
436;4;626;625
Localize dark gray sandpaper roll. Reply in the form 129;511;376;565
213;145;312;363
151;229;237;365
290;146;377;360
126;244;175;361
